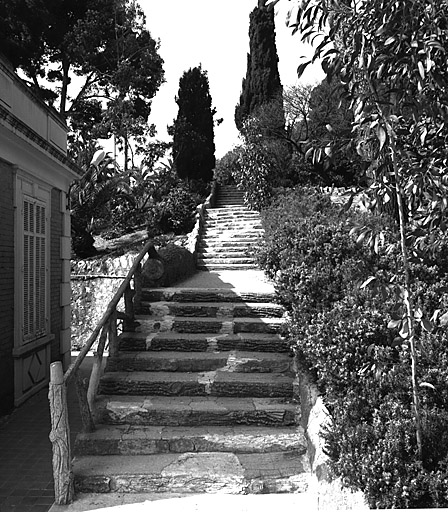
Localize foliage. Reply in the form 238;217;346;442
0;0;165;159
234;1;284;133
288;0;448;462
70;150;132;257
258;186;448;507
214;151;238;185
170;66;216;182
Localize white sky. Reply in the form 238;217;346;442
140;0;324;159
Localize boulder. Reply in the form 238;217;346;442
142;243;195;287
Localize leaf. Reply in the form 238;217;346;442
376;126;387;151
297;61;311;78
421;317;434;333
418;60;425;80
399;318;409;339
384;36;395;45
388;318;402;329
439;311;448;327
360;276;376;289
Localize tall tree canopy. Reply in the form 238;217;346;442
0;0;165;156
170;66;216;182
234;0;283;132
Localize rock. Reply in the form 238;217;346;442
142;244;195;288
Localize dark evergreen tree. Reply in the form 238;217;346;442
235;0;284;133
171;66;216;182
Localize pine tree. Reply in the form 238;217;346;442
171;66;216;182
235;1;283;132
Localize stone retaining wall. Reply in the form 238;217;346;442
297;361;369;510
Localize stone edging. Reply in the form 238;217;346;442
297;361;369;510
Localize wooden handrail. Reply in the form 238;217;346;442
64;239;154;385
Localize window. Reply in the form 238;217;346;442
23;197;47;341
15;175;50;345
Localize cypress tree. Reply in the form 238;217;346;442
235;1;284;132
171;66;216;182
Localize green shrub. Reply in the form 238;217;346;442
148;186;199;236
258;186;448;508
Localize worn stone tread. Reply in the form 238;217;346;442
74;424;307;456
74;452;311;494
97;395;298;427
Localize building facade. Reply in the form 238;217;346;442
0;56;80;414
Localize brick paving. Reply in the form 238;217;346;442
0;361;87;512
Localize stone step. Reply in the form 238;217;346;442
208;207;253;213
98;371;294;398
96;395;298;427
197;257;256;266
198;240;257;249
135;316;286;335
141;288;276;303
139;301;284;318
74;424;307;456
73;451;311;494
205;213;260;220
198;263;259;271
118;332;290;353
201;233;261;241
105;350;293;374
203;223;262;230
198;250;251;257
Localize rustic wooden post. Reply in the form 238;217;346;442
123;283;135;331
134;263;143;314
108;309;119;358
87;323;109;413
48;361;74;505
75;372;95;433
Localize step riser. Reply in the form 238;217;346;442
118;335;289;353
140;304;284;319
135;318;285;335
99;380;293;398
106;356;293;374
99;406;297;428
197;259;256;266
141;290;276;303
198;265;259;271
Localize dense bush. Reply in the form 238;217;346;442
258;186;448;508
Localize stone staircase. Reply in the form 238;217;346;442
197;185;261;271
72;185;311;498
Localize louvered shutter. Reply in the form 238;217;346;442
22;197;47;341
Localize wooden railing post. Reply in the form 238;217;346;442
123;283;135;331
75;372;95;433
48;361;74;505
87;324;108;414
134;263;143;314
108;309;119;358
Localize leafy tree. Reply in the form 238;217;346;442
70;150;132;257
170;66;216;182
235;0;284;133
288;0;448;464
0;0;164;160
